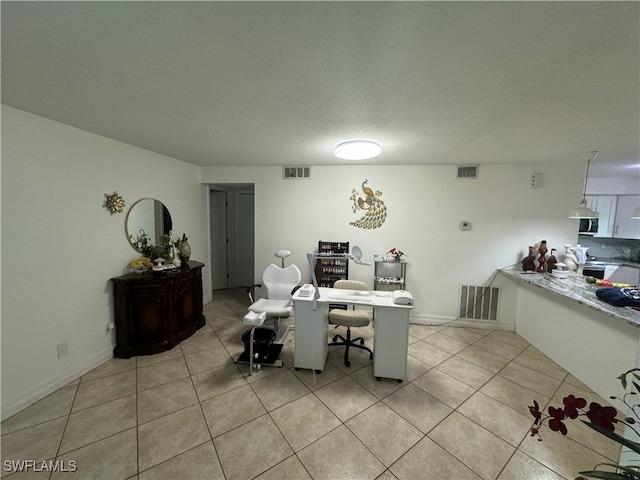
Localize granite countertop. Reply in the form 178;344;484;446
591;258;640;268
500;267;640;327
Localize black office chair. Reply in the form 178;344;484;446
328;280;374;367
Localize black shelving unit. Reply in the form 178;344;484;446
315;241;349;288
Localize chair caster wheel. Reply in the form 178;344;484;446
376;377;381;381
397;379;402;383
359;339;364;345
332;335;338;342
345;361;351;367
294;367;301;371
314;370;322;374
369;353;373;359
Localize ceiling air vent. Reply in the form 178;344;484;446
283;166;311;179
457;164;479;179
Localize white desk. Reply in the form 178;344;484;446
292;287;413;381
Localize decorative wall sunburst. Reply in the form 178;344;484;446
103;192;125;215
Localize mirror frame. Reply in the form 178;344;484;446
125;198;173;254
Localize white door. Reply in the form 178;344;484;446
210;191;228;290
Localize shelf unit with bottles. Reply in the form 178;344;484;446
373;255;407;291
314;241;349;288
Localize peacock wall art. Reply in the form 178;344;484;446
349;179;387;229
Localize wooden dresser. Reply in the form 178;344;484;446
111;261;205;358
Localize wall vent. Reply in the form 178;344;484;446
459;285;500;321
456;164;479;179
283;166;311;179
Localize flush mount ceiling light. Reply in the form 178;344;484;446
334;140;382;160
569;151;600;219
631;207;640;219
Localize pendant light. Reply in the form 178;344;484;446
568;151;599;219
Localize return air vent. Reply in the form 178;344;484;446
456;164;479;179
283;166;311;179
459;285;499;321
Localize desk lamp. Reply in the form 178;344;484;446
306;246;371;309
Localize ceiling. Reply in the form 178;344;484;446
2;2;639;178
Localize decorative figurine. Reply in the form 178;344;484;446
547;248;558;273
522;246;536;272
536;240;548;273
563;244;581;272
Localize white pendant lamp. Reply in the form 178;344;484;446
569;151;599;219
334;140;381;160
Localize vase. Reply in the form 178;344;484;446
177;234;191;264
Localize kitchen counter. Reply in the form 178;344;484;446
499;267;640;404
500;268;640;327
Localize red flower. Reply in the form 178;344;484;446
585;402;618;432
548;406;568;435
529;400;542;425
562;394;587;419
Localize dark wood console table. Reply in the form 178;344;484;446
111;261;206;358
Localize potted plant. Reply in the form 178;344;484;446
529;368;640;479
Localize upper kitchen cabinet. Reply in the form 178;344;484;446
586;195;617;238
614;195;640;239
585;195;640;239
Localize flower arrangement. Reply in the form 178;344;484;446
127;231;186;272
129;256;153;273
529;368;640;479
386;248;406;262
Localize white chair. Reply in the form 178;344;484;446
235;261;301;374
328;279;373;367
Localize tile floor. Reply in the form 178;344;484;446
1;288;623;480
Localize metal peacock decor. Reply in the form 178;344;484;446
349;179;387;229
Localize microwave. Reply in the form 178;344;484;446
579;218;599;235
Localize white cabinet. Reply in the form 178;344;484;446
609;266;640;287
585;195;617;238
585;195;639;239
613;195;640;239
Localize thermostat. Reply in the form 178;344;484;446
459;221;472;231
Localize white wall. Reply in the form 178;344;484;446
587;177;640;195
1;106;209;419
202;163;583;324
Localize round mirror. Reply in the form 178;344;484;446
126;198;173;254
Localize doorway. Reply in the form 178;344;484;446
209;184;255;290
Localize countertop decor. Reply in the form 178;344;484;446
501;268;640;327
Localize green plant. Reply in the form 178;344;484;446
529;369;640;479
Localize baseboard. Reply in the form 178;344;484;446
409;312;515;331
1;345;114;421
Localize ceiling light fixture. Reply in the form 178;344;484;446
569;151;599;219
631;207;640;219
334;140;382;160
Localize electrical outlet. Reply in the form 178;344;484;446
531;173;542;188
459;221;472;231
104;322;115;335
57;341;68;358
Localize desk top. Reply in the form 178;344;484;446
293;286;413;309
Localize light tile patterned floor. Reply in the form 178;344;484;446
1;288;622;479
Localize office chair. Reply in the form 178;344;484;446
235;256;301;374
328;279;374;367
